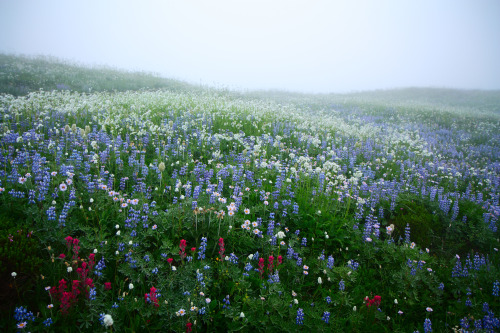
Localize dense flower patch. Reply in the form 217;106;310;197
0;88;499;332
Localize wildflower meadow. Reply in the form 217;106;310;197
1;55;499;332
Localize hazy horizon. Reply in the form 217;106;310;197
1;0;499;93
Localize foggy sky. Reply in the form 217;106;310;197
1;0;499;93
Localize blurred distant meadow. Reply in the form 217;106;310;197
0;54;499;332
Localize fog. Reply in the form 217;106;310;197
1;0;499;93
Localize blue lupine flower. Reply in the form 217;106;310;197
46;206;56;221
423;318;432;333
95;257;106;277
198;237;207;260
14;306;35;323
483;302;489;313
493;280;499;297
99;313;106;326
348;260;359;271
229;253;239;264
460;317;469;329
405;224;411;244
197;271;205;287
322;311;330;324
244;262;253;272
296;257;303;267
286;247;294;259
89;287;96;300
339;279;345;291
43;318;53;327
267;220;275;236
327;255;335;269
296;308;304;325
222;295;231;309
267;271;280;284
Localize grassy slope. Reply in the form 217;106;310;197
0;54;198;96
2;53;500;116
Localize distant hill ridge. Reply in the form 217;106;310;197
0;53;196;96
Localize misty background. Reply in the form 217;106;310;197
1;0;499;93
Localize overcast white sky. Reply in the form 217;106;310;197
1;0;499;93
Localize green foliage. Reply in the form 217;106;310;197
0;228;43;275
0;228;44;330
390;195;443;250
